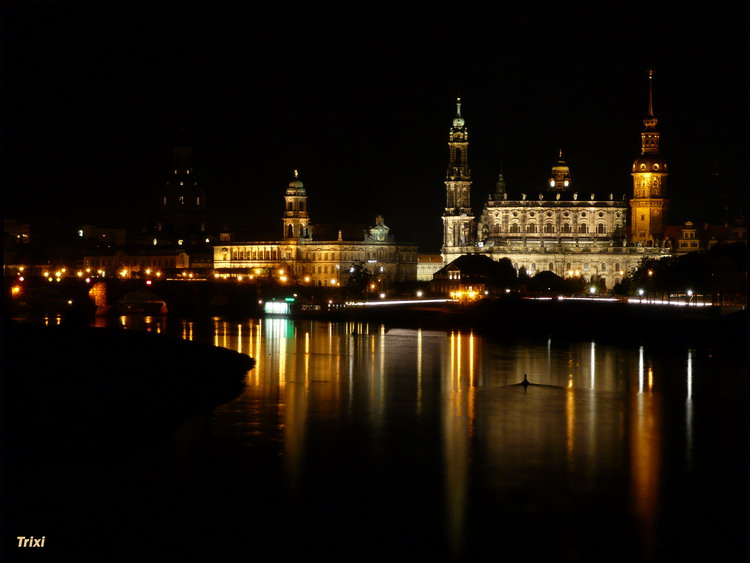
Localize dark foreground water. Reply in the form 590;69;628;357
6;314;749;560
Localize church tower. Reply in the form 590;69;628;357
156;146;208;245
282;170;309;239
442;97;475;262
630;70;669;246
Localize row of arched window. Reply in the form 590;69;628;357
219;247;411;264
503;223;612;234
223;248;280;261
512;261;623;273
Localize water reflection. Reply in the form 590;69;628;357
202;318;733;557
84;315;745;558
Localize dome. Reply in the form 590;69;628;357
632;154;668;173
286;170;306;195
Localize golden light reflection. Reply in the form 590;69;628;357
566;385;575;472
468;332;475;437
443;329;470;557
304;332;310;388
630;379;662;557
638;346;645;393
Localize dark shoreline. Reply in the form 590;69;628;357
275;298;748;349
2;320;254;456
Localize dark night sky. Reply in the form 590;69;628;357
2;0;748;252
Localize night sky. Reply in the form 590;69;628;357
2;0;748;252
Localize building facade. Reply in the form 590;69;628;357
441;73;671;289
664;220;748;256
213;174;418;289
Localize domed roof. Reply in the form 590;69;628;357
632;154;668;172
286;170;306;195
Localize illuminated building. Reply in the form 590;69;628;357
440;73;671;289
83;248;190;277
430;254;515;301
663;220;747;256
417;254;443;281
630;70;669;246
213;172;418;287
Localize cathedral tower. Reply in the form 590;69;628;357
282;170;309;239
630;70;669;246
442;97;475;261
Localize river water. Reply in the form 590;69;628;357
65;313;742;560
10;313;743;559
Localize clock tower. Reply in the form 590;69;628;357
630;70;669;246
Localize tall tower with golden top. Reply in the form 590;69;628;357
442;97;475;261
630;70;669;246
282;169;309;239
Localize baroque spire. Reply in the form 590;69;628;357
643;69;658;130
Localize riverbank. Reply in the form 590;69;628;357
286;297;747;348
2;320;253;559
3;320;254;452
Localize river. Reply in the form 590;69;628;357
13;313;749;559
